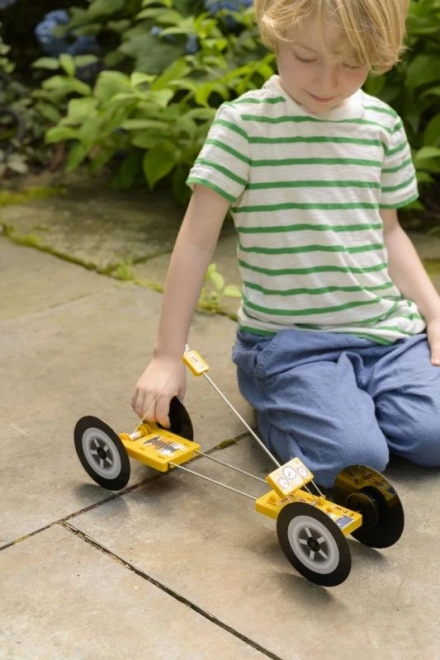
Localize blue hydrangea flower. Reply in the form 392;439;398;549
35;10;97;57
204;0;253;13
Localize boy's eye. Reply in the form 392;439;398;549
342;62;363;70
293;52;317;64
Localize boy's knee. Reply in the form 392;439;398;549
259;416;389;488
320;435;389;487
336;437;389;474
397;428;440;468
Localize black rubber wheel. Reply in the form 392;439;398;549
159;396;194;440
74;416;131;490
333;465;404;548
277;502;351;587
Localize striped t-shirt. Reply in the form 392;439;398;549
187;75;424;343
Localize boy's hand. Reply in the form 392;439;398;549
427;317;440;366
131;357;187;427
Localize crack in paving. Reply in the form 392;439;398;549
60;520;285;660
0;431;258;554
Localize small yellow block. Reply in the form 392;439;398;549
182;349;210;377
119;428;200;472
255;489;363;536
266;457;314;498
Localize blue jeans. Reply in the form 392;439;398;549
232;329;440;487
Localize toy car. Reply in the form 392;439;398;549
74;349;404;587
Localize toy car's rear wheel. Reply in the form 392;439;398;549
333;465;404;548
164;397;194;440
74;416;130;490
277;502;351;587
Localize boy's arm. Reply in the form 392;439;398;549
381;207;440;365
131;184;230;425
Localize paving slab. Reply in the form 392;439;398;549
70;438;440;660
0;239;250;546
2;177;440;660
0;524;269;660
0;177;182;272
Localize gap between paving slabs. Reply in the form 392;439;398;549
0;434;281;660
2;172;437;302
0;172;242;317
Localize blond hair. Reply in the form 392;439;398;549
254;0;409;73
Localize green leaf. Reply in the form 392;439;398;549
406;54;440;90
88;0;125;18
149;89;174;108
136;8;168;19
113;151;144;190
151;59;191;90
223;285;241;298
45;126;81;144
143;143;176;188
119;33;184;75
423;114;440;147
413;146;440;173
73;54;99;68
35;102;61;123
66;143;88;172
122;119;169;131
185;107;217;122
59;54;75;78
130;132;161;149
78;118;107;146
209;270;225;291
414;146;440;163
94;71;131;102
65;97;98;124
107;20;131;33
42;76;91;97
89;148;116;172
130;72;154;87
195;81;229;106
421;85;440;98
32;57;60;70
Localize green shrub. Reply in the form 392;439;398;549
35;0;272;201
19;0;440;221
365;0;440;189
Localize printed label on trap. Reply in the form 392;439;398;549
266;457;314;497
143;436;185;456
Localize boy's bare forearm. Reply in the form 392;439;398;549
153;185;230;360
382;209;440;322
154;238;216;359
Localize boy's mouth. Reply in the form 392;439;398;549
308;93;337;104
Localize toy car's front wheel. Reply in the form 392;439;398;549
74;416;131;491
277;502;351;587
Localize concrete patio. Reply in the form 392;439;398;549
1;176;440;659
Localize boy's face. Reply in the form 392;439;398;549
277;17;370;115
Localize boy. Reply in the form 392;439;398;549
132;0;440;487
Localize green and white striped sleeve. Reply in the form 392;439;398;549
380;117;418;209
187;103;250;203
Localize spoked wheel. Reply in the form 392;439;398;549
163;397;194;440
74;416;131;490
333;465;404;548
277;502;351;587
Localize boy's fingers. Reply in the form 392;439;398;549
153;396;171;428
430;346;440;366
428;321;440;366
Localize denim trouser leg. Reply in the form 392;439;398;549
232;329;440;488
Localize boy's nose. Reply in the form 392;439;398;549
317;65;339;93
